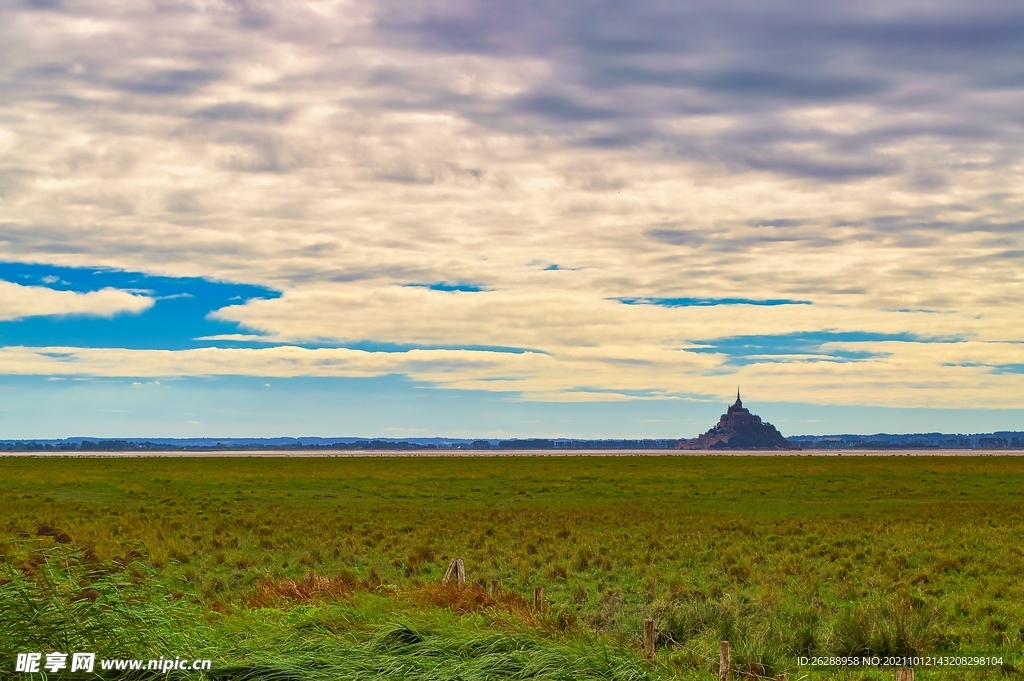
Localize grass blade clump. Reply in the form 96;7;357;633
831;597;939;657
661;599;737;646
2;548;656;681
0;538;203;661
213;604;654;681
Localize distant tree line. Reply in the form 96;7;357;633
0;440;441;452
2;434;1021;451
0;438;684;452
787;434;1024;449
494;439;679;450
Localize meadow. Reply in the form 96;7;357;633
2;454;1024;679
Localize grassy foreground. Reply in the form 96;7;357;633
2;454;1024;679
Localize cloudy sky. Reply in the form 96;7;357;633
1;0;1023;438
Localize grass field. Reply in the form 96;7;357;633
2;455;1024;679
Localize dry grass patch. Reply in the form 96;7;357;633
249;571;356;606
408;582;537;620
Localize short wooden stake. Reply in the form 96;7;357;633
643;618;655;661
442;558;458;584
490;578;499;596
777;674;788;681
534;585;544;611
718;640;730;681
442;558;465;585
896;668;914;681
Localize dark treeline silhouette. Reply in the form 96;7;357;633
0;438;679;452
0;440;440;452
1;433;1022;452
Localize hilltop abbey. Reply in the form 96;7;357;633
677;391;796;450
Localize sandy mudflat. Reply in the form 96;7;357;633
0;448;1019;458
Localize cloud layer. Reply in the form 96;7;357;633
1;0;1023;416
0;280;152;321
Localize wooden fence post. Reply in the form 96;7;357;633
442;558;465;585
896;668;914;681
442;558;457;584
718;640;729;681
490;579;499;596
643;618;655;661
534;585;544;612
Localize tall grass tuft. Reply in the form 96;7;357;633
661;599;737;646
832;598;940;657
0;539;203;659
1;539;655;681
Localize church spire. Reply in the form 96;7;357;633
734;387;742;408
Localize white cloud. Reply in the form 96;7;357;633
0;0;1022;410
0;281;153;321
0;341;1020;409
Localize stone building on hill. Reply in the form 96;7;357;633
677;391;796;450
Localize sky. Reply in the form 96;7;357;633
0;0;1023;438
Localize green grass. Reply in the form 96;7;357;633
2;455;1024;679
1;541;652;680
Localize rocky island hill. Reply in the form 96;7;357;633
677;391;797;450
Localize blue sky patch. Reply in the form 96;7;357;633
943;362;1024;375
614;296;812;307
564;386;674;398
0;262;281;350
404;282;487;292
687;331;956;366
3;373;1019;439
0;263;542;354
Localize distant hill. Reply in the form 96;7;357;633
677;391;796;450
